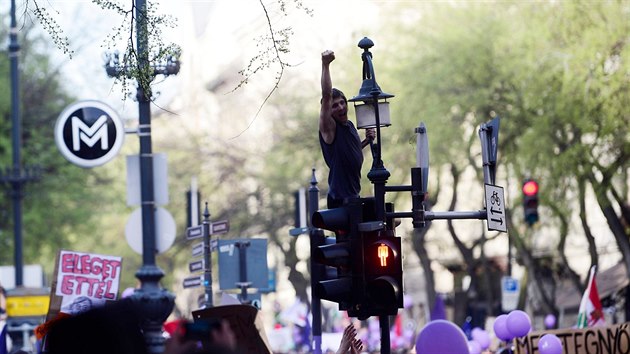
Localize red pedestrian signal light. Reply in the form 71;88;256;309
377;243;389;267
522;179;539;226
362;235;403;318
312;197;404;319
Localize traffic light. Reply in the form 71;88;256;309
311;198;363;309
338;200;403;319
311;198;404;319
360;226;403;318
522;179;539;226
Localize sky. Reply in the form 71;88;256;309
5;0;384;121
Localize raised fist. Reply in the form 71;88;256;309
322;50;335;65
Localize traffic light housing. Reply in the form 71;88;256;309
522;179;539;226
311;198;404;319
311;198;363;310
361;231;403;318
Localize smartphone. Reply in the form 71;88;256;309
183;321;211;341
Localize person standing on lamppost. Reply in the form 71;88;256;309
319;50;375;209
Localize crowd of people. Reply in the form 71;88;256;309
35;299;245;354
38;300;363;354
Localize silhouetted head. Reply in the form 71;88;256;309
45;300;147;354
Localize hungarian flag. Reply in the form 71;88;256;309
576;266;605;328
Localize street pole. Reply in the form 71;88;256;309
2;0;41;288
8;0;23;288
345;37;395;354
308;169;323;354
355;37;393;354
126;1;174;352
289;170;323;353
202;205;214;308
347;38;501;354
235;241;252;303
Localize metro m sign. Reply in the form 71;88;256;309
55;100;124;168
72;115;109;151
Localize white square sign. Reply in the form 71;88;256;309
485;184;507;232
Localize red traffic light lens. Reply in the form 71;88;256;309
522;180;539;196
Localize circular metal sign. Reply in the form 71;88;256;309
125;207;176;255
54;100;125;168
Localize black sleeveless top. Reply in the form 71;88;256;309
319;120;363;202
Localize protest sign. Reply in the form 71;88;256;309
48;250;123;317
514;323;630;354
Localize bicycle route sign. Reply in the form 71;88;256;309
485;184;507;232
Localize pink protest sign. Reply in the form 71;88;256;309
54;250;123;314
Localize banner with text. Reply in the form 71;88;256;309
514;323;630;354
53;250;123;315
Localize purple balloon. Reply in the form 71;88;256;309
416;320;469;354
471;327;491;349
471;327;483;338
493;314;513;342
544;314;557;329
539;334;563;354
506;310;531;337
468;340;482;354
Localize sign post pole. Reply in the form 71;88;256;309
309;170;323;354
185;203;230;307
202;204;213;308
235;241;252;303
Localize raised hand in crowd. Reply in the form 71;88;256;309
337;323;363;354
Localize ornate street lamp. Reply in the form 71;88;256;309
348;36;397;354
348;37;394;222
343;37;504;354
348;37;394;130
103;1;180;353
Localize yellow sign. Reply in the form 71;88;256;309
7;295;50;317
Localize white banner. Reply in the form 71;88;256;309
55;250;123;314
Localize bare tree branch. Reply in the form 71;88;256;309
229;0;312;139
